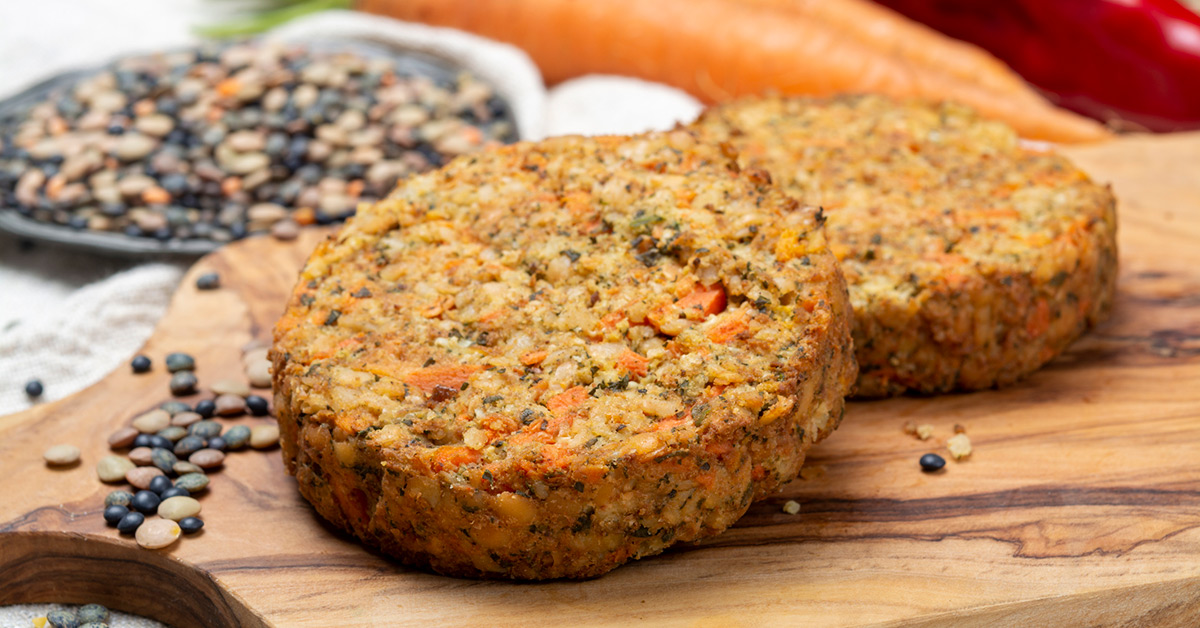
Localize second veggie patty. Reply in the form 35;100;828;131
691;95;1118;396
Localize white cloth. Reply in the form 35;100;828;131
0;4;700;625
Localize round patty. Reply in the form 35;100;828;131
691;95;1118;397
271;130;856;579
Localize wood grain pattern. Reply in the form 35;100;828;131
1;133;1199;627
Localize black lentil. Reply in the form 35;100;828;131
103;504;129;526
148;474;173;495
178;516;205;534
147;435;174;450
116;511;144;534
919;453;946;472
195;272;220;290
24;379;44;398
131;434;153;449
206;436;228;452
194;398;217;418
131;490;161;514
160;486;191;500
245;394;269;416
131;354;152;373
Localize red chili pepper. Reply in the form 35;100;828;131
872;0;1200;132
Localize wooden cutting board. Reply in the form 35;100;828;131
1;133;1198;628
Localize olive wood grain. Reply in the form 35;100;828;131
2;133;1199;627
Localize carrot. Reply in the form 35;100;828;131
706;311;750;344
402;364;484;393
674;285;727;318
616;349;650;377
734;0;1034;100
519;349;549;366
545;385;589;417
430;446;481;472
1026;298;1051;338
647;283;728;332
358;0;1111;143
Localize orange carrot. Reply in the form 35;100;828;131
358;0;1111;143
430;446;481;472
616;349;650;377
519;349;549;366
706;311;750;344
403;364;484;393
734;0;1034;100
647;284;728;333
545;385;589;417
675;285;727;318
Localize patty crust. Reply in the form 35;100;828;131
691;95;1118;396
271;130;856;579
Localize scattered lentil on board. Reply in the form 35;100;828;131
188;420;222;439
193;399;216;418
148;475;173;495
0;41;516;246
116;511;144;535
249;424;279;449
178;516;205;534
160;486;191;500
130;490;161;514
131;355;152;373
150;447;179;473
189;448;225;469
102;505;128;526
195;272;221;290
172;435;206;458
107;426;139;449
210;379;250;398
104;490;133;507
131;409;170;434
159;400;192;416
157;495;201;521
222;425;251;450
42;444;81;466
168;371;198;396
96;456;135;483
213;394;246;416
920;453;947;472
245;394;269;416
245;359;272;388
174;472;209;493
125;466;164;490
164;353;195;373
135;518;181;549
127;447;153;466
155;425;188;443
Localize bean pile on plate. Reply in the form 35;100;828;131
0;40;515;244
